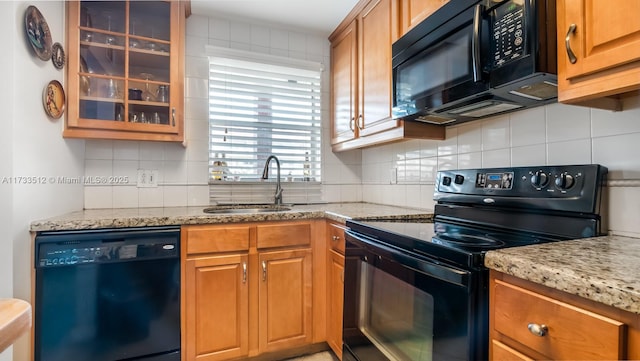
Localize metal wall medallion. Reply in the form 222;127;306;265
25;5;53;61
43;80;66;119
51;42;65;69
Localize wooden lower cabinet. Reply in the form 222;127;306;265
490;270;640;360
184;254;249;361
326;221;346;359
491;340;533;361
258;248;313;353
327;250;345;359
182;221;324;361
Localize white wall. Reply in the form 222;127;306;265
0;1;16;302
2;2;85;360
361;97;640;237
83;13;363;208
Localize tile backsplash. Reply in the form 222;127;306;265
360;96;640;237
83;13;640;237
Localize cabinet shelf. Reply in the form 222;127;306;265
79;40;125;51
128;100;169;107
79;95;123;103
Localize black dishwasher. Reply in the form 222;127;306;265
34;226;181;361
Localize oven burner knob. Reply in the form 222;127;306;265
442;176;452;186
555;173;575;190
530;171;548;189
454;175;464;184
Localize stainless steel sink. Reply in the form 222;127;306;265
203;206;292;214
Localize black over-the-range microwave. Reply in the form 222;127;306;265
392;0;557;125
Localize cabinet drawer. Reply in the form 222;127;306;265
493;279;625;360
256;222;311;249
183;225;250;255
327;222;346;254
491;339;533;361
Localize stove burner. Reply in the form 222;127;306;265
434;233;506;248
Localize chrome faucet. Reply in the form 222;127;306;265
261;155;283;205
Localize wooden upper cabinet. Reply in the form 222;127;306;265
330;20;358;145
400;0;449;36
329;0;444;152
64;1;185;141
357;0;398;138
557;0;640;109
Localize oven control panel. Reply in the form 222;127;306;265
435;165;608;213
475;172;514;189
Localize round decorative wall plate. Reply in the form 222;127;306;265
51;42;65;69
25;5;53;61
43;80;66;119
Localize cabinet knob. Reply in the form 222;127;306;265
565;24;578;64
332;235;340;242
527;323;548;337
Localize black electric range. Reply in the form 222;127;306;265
342;164;608;361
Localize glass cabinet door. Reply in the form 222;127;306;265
77;1;126;122
65;1;184;141
127;1;172;126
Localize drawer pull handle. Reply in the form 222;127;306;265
332;235;340;242
527;323;548;337
262;260;267;281
242;262;247;284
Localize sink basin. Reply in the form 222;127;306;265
203;206;291;214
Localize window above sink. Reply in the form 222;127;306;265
206;46;323;184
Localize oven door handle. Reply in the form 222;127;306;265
346;230;470;288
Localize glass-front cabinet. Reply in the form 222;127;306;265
65;1;185;142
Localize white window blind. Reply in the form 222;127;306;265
208;53;322;183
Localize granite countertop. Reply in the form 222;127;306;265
30;202;434;232
485;235;640;315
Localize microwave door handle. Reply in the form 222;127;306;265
472;4;483;82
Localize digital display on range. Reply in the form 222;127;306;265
476;172;514;189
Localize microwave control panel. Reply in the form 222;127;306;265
490;0;526;69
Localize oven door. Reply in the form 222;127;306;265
343;229;487;361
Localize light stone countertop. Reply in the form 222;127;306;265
36;204;640;315
485;235;640;315
30;202;434;232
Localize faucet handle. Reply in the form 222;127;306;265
274;187;283;205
